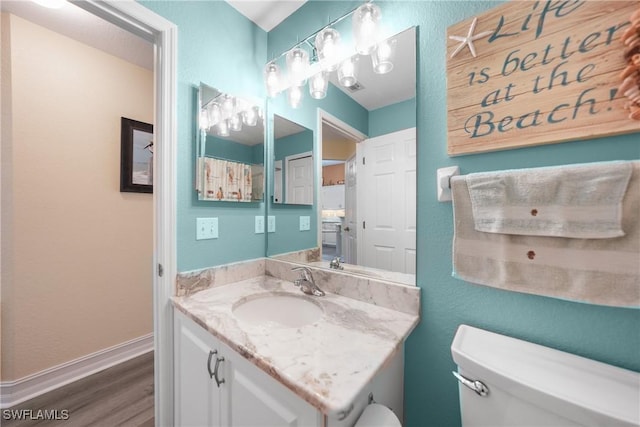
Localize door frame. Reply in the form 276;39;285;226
316;109;366;253
74;2;177;425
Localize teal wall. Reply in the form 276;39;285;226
141;1;639;426
205;136;256;164
369;98;416;137
139;0;267;272
266;2;640;427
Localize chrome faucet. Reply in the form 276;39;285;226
329;256;344;270
291;266;325;297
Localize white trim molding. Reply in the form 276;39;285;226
0;334;153;409
72;2;178;425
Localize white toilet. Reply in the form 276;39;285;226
352;324;639;427
451;324;640;427
354;403;401;427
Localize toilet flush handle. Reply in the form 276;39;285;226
452;371;489;397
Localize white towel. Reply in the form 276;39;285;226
466;161;633;239
451;160;640;308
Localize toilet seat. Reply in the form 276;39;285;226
353;403;401;427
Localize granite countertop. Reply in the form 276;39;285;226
172;275;419;417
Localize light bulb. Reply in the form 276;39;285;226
208;103;221;126
230;114;242;132
221;96;235;116
243;106;258;127
217;120;230;137
199;108;210;130
353;3;381;55
315;28;341;71
309;71;328;100
288;86;303;109
264;62;280;98
338;57;358;87
286;48;310;86
372;38;397;74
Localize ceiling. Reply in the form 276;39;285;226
0;0;153;70
226;0;307;32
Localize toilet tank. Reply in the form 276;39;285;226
451;325;640;427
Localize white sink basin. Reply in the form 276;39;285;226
232;293;324;328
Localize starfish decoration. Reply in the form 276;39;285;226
448;17;492;59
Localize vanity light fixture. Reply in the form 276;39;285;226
264;62;281;98
217;119;230;137
353;3;381;55
286;48;310;86
309;71;329;99
201;91;260;136
243;106;259;127
288;85;304;109
230;114;243;132
372;38;397;74
264;1;393;108
338;56;358;87
315;28;341;71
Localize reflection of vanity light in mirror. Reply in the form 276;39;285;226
267;25;417;285
263;2;395;108
196;83;265;202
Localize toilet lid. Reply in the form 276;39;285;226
354;404;401;427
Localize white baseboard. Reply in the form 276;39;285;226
0;333;153;409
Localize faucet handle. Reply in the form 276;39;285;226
292;266;312;281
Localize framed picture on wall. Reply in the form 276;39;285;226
120;117;153;193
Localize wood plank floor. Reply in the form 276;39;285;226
4;352;154;427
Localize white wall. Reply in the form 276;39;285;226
1;13;153;381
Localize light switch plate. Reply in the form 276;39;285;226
196;217;218;240
255;216;265;234
299;216;311;231
267;216;276;233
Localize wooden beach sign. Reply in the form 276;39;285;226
446;1;640;156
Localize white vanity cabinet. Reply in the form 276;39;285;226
174;310;322;427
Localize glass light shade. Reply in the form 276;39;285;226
353;3;381;55
288;86;303;109
230;114;243;132
315;28;341;71
199;108;210;130
286;48;310;86
338;57;358;87
264;62;280;98
217;119;230;137
207;103;221;126
243;106;259;127
309;72;328;99
221;96;236;116
372;38;397;74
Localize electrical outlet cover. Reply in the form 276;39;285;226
255;216;265;234
196;217;218;240
267;216;276;233
299;216;311;231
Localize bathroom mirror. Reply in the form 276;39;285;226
272;115;314;205
196;83;265;202
267;27;417;285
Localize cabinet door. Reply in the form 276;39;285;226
174;311;222;427
222;342;322;427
